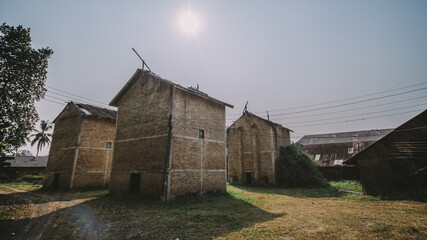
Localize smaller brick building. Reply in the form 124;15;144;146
0;156;47;182
298;129;393;166
44;102;117;190
227;111;292;185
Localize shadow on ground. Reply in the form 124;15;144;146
1;190;284;240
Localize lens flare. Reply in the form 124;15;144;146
180;11;199;34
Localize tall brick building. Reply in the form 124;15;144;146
227;111;292;185
44;102;117;190
109;69;233;201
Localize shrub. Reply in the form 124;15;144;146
275;144;328;188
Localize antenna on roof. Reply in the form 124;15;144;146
267;111;270;121
243;101;249;113
132;48;152;72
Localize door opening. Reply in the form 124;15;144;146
53;173;60;191
245;172;254;185
129;173;141;194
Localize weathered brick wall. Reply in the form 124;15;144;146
110;73;171;196
227;113;290;185
44;104;81;190
72;117;115;188
44;103;116;190
168;88;226;200
227;128;243;183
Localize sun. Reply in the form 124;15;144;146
180;11;199;34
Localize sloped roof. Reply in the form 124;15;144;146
229;111;293;132
53;102;117;123
297;128;394;146
74;102;117;120
109;69;233;108
344;109;427;165
5;156;48;168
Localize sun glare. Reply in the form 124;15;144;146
180;11;199;34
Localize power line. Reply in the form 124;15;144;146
227;82;427;117
287;109;424;128
47;90;99;106
282;103;427;125
270;95;427;121
269;86;427;117
46;85;109;106
41;98;66;105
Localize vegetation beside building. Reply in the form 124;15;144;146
275;144;328;188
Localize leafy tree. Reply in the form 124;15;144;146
0;23;53;155
0;125;13;168
275;144;328;188
29;120;53;157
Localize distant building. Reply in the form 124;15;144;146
109;69;233;200
43;102;117;190
345;110;427;198
297;129;393;166
227;111;292;185
0;156;47;182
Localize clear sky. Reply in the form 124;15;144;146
1;0;427;155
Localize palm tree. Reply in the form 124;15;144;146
30;120;53;157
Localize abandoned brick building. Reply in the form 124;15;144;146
297;129;393;166
1;156;47;182
44;102;117;190
227;111;292;185
345;110;427;198
108;69;233;201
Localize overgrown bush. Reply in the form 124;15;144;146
275;144;328;188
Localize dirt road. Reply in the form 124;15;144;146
0;186;104;240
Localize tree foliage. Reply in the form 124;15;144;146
0;23;53;154
275;144;328;188
30;120;53;156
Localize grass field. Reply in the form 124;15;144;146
1;182;426;239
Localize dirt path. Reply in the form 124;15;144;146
0;186;105;240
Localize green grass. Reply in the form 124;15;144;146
0;180;43;191
329;180;363;192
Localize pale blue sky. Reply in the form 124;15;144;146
1;0;427;155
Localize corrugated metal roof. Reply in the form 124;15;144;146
297;128;394;145
109;69;234;108
74;102;117;120
5;156;48;168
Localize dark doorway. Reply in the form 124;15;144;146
53;173;60;191
245;172;254;185
129;173;141;194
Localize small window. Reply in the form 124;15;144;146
199;129;204;139
348;148;354;154
315;154;321;161
106;142;112;148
